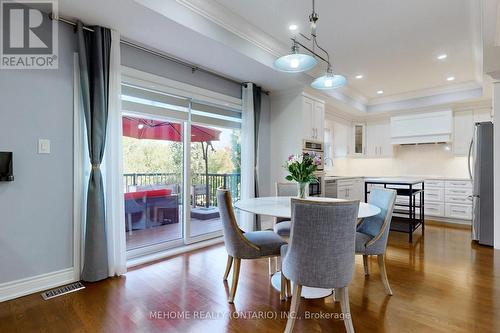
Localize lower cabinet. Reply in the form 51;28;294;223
424;202;445;217
445;204;472;220
337;178;364;201
424;179;472;222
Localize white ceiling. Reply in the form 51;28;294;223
57;0;486;115
57;0;304;92
212;0;480;100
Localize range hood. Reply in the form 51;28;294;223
390;110;453;145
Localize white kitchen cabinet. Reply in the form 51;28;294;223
423;179;472;221
425;202;445;217
351;124;366;155
453;110;474;156
337;178;364;201
445;204;472;220
270;92;326;186
303;95;325;141
366;121;393;157
332;121;350;157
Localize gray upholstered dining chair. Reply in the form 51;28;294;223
268;182;297;275
217;188;287;303
281;198;359;333
355;188;397;296
273;182;298;238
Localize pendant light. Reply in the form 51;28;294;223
273;43;317;73
273;0;347;90
311;67;347;90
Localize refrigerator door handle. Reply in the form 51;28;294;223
467;137;474;180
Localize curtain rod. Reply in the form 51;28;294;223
51;14;269;95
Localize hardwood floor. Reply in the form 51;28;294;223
1;223;500;333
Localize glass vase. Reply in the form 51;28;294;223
297;182;309;199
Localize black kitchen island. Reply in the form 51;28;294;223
364;178;425;242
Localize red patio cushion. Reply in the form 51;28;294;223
146;189;172;198
125;189;172;200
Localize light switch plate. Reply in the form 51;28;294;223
38;139;51;154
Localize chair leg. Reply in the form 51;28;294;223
268;258;274;275
276;256;281;271
377;254;393;296
284;283;302;333
223;255;233;281
228;258;241;303
338;287;354;333
363;255;370;276
280;272;286;301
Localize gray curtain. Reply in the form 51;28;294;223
252;84;262;230
77;22;111;282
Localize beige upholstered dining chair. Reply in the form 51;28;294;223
217;188;287;303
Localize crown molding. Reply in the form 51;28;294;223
175;0;285;57
367;81;482;106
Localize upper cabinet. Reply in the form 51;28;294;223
352;123;366;155
453;108;492;156
303;95;325;141
390;110;453;144
452;110;474;156
366;121;393;157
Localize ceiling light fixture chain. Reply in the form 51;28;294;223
273;0;346;90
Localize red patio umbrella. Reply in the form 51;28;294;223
122;116;220;142
122;116;221;208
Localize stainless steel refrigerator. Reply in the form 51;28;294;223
468;121;494;246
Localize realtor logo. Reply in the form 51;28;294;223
1;0;58;69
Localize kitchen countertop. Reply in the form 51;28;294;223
364;177;425;185
325;175;471;181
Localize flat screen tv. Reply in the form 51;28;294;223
0;152;14;181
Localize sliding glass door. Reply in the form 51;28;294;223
120;77;241;257
122;114;185;251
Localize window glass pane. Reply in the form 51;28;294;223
189;125;241;237
122;115;184;251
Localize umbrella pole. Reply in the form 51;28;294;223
202;142;210;208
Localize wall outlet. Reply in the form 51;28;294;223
38;139;51;154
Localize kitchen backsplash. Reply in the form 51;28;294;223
329;144;469;178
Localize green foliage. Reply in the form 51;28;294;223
283;153;319;183
123;128;241;180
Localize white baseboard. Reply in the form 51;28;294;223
0;268;76;303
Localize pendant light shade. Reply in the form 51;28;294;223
311;68;347;90
273;44;317;73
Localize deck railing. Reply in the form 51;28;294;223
123;172;241;206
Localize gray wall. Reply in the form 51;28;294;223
121;44;242;99
0;26;257;285
0;24;76;283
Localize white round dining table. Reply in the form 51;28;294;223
234;196;381;299
234;196;380;220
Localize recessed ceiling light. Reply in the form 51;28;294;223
437;54;448;60
447;76;455;81
288;24;298;31
355;74;364;79
377;90;384;95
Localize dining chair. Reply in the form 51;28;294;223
355;188;397;296
273;182;298;238
217;188;287;303
281;198;359;333
267;182;298;275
